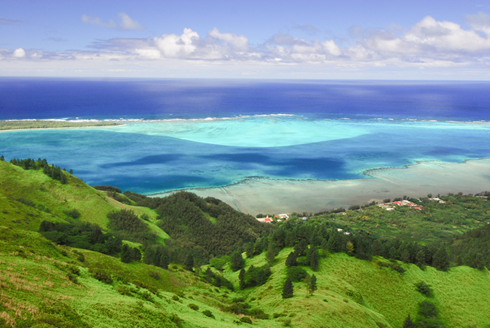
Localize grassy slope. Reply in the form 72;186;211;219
1;161;490;327
0;227;258;328
219;248;490;328
0;161;169;242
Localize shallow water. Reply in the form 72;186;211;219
1;117;489;194
0;79;489;195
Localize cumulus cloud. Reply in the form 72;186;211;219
357;15;490;65
5;14;490;73
82;13;143;30
13;48;25;58
149;28;252;60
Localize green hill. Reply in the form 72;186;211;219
1;158;489;328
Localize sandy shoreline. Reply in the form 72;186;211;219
152;158;490;215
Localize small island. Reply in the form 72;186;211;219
0;120;122;131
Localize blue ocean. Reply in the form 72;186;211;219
1;78;489;194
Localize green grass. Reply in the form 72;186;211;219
0;161;170;243
203;211;217;224
216;248;490;328
1;160;490;327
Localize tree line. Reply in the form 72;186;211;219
6;157;72;184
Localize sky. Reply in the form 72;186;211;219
1;0;489;80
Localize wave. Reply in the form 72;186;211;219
4;115;490;126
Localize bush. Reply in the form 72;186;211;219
149;271;160;280
240;317;252;324
418;300;438;319
68;266;80;275
90;268;112;284
415;281;434;297
250;308;269;319
64;209;81;219
287;267;307;282
117;285;132;296
188;304;199;311
202;310;215;318
67;273;78;284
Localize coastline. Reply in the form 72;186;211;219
0;120;123;132
151;158;490;215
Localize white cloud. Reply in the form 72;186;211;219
82;13;143;30
154;28;199;57
3;14;490;78
118;13;143;31
361;16;490;55
13;48;25;58
466;12;490;35
208;28;249;51
82;15;117;28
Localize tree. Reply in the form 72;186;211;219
0;155;4;161
416;249;426;269
282;278;293;299
285;251;297;267
389;246;399;260
131;247;142;262
402;314;415;328
327;232;342;253
346;241;354;255
230;250;245;271
310;249;319;271
320;238;328;258
185;254;194;271
245;243;254;259
294;239;309;256
308;274;317;296
121;244;131;263
160;251;169;269
266;243;276;264
239;268;246;290
432;246;449;271
372;240;383;256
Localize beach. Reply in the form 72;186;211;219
159;158;490;215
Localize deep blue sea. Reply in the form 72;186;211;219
1;78;489;194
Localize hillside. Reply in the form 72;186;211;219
1;158;490;327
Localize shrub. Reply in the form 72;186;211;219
418;300;438;319
67;273;78;284
287;267;307;282
90;268;112;284
240;317;252;324
64;209;81;219
188;304;199;311
77;253;85;262
250;308;269;319
415;281;434;297
68;266;80;275
117;285;132;296
202;310;215;318
149;271;160;280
